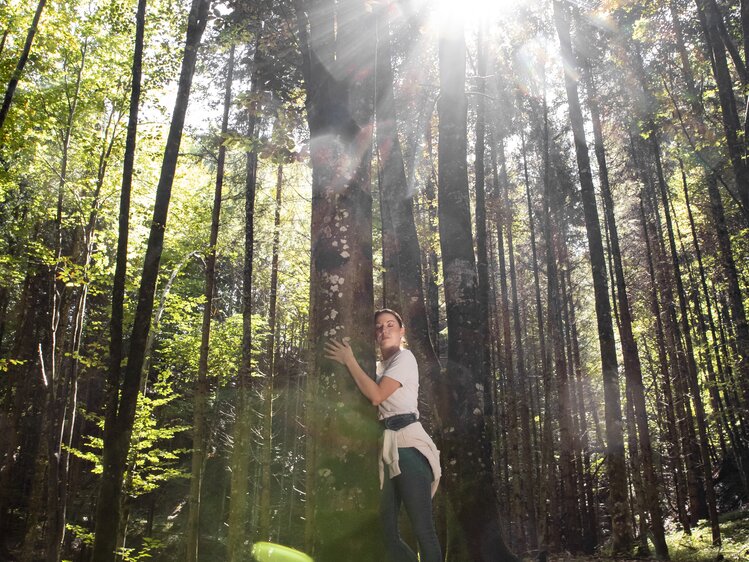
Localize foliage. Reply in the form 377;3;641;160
67;371;189;498
666;513;749;562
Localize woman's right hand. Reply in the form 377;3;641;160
324;338;354;366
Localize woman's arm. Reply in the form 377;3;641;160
324;339;401;406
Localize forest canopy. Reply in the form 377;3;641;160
0;0;748;560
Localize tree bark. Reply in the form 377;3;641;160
296;0;380;559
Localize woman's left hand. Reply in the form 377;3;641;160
324;338;354;366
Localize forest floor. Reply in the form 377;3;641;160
548;511;749;562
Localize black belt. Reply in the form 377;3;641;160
380;413;417;431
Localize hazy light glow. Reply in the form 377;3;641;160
433;0;519;25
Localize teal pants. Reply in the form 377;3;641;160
380;447;442;562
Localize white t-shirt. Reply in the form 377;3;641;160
376;348;419;420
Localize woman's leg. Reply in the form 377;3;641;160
396;448;442;562
380;467;419;562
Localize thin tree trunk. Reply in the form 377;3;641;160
649;131;721;544
20;37;88;561
553;1;630;552
533;87;559;552
0;0;47;131
640;197;693;532
507;130;538;551
186;41;234;562
582;44;668;558
228;56;261;561
494;136;523;550
92;2;210;559
558;246;586;554
258;162;283;541
564;264;598;551
0;27;9;60
696;0;749;214
706;174;749;425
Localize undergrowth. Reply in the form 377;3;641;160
668;511;749;562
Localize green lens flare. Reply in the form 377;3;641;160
251;542;313;562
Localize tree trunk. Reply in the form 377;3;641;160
533;88;561;551
506;133;538;551
258;162;283;541
228;49;261;561
642;198;693;527
296;0;380;559
92;2;210;559
706;173;749;429
474;23;492;397
553;1;630;552
682;167;749;490
696;0;749;214
582;45;668;558
373;3;441;421
437;14;517;562
650;132;721;544
0;0;47;132
420;114;441;357
494;136;523;550
186;41;234;562
564;263;598;551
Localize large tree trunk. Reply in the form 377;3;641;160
373;3;441;416
437;14;517;562
295;0;380;559
0;0;47;132
92;2;210;559
553;1;630;552
186;42;234;562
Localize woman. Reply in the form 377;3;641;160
324;308;442;562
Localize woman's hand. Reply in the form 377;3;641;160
324;338;355;366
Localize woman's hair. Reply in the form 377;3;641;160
374;308;404;327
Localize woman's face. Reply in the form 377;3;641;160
375;312;405;352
